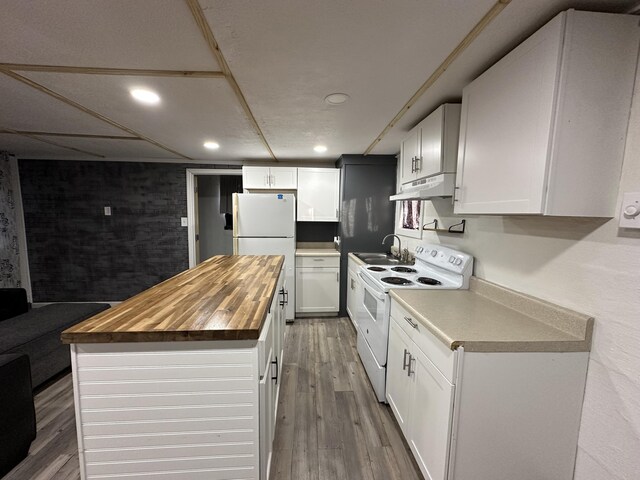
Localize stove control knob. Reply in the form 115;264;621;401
430;250;438;257
455;258;463;266
448;256;455;263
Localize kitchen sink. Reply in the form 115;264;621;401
353;252;411;266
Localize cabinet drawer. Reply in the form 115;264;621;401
390;299;456;383
297;255;340;267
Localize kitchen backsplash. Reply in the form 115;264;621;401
296;221;337;242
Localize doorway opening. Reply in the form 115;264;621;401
186;169;242;267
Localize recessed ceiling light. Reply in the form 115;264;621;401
314;145;327;153
130;88;160;105
204;141;220;150
324;93;350;105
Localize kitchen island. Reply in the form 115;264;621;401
62;255;287;480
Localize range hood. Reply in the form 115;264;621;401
390;173;455;201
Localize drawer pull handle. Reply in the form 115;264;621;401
404;316;418;329
313;258;324;261
279;288;286;306
271;358;278;384
402;349;410;371
407;355;415;376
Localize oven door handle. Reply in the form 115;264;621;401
358;272;386;301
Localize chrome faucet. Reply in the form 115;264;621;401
382;234;402;259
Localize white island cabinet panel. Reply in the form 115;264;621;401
72;340;260;480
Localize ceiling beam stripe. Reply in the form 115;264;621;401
3;128;105;158
0;130;140;140
186;0;278;161
0;63;225;78
363;0;512;155
0;69;192;160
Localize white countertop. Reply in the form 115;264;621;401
295;242;340;257
390;277;593;353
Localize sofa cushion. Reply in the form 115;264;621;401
0;303;109;354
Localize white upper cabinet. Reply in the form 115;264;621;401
297;168;340;222
454;10;640;216
400;128;420;184
243;166;297;190
400;104;461;186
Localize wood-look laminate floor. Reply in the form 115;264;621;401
3;317;421;480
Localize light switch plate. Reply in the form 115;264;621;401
619;192;640;229
104;206;111;216
181;217;188;227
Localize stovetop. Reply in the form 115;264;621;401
359;243;473;293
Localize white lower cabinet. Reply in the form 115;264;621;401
387;298;590;480
295;255;339;314
409;346;455;480
386;320;412;435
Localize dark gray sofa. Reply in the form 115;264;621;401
0;354;36;478
0;289;109;388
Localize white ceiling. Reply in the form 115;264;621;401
0;0;638;163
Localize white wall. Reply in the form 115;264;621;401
393;73;640;479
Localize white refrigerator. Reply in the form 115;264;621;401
233;193;296;321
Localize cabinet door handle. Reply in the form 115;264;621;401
336;271;339;282
271;358;278;384
411;157;415;173
350;278;355;289
416;156;421;172
402;349;410;371
404;316;418;329
284;290;289;305
279;287;286;306
407;355;414;377
264;175;269;186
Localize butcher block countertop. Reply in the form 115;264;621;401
61;255;284;344
390;277;594;353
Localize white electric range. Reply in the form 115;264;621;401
356;243;473;402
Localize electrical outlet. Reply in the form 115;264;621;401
181;217;188;227
619;192;640;229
